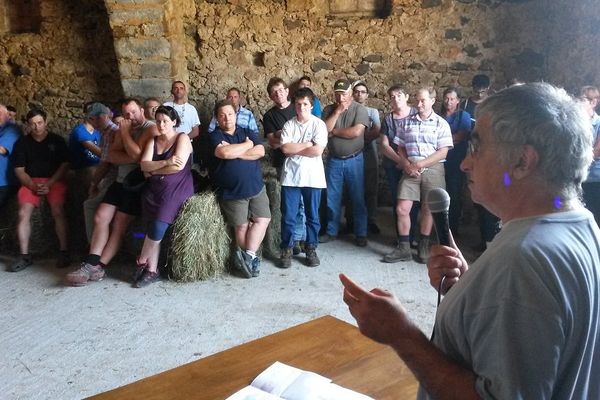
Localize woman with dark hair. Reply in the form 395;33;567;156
134;105;194;287
440;87;471;235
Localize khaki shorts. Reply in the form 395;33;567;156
398;162;445;202
220;186;271;227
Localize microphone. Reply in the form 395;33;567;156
427;188;451;246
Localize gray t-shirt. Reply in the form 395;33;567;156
419;209;600;399
322;101;369;158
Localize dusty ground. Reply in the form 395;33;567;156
0;208;479;400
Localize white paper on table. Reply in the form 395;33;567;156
224;385;283;400
251;362;308;396
279;370;332;400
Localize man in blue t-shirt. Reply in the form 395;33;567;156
68;102;102;177
210;99;270;279
0;103;22;207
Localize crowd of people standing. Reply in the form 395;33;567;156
1;74;599;288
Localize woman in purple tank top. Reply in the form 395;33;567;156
134;106;194;287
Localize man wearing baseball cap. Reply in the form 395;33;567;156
320;79;370;247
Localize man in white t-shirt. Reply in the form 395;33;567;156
163;80;200;139
278;87;328;268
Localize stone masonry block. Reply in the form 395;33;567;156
122;78;172;98
108;9;163;26
115;37;171;60
141;61;171;78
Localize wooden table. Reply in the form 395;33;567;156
89;315;418;399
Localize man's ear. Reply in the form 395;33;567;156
512;144;539;180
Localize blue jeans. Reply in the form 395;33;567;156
326;154;368;237
281;186;321;248
292;197;306;242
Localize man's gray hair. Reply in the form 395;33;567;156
476;82;593;200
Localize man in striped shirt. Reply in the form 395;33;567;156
384;87;453;264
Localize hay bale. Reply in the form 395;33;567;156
168;192;230;281
262;166;282;260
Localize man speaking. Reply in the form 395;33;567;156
341;83;600;399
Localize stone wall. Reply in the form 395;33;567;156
185;0;596;123
104;0;196;98
1;0;598;131
0;0;122;134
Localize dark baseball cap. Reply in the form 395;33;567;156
334;79;351;92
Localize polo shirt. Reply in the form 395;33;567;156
210;127;264;200
393;111;453;161
12;133;69;178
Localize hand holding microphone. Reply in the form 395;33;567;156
426;188;468;295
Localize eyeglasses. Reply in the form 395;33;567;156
468;132;480;155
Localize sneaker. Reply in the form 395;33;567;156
292;241;305;255
416;237;431;264
355;236;368;247
233;248;252;279
55;252;71;269
279;248;293;269
65;263;105;286
382;242;412;263
134;269;160;288
250;257;260;278
305;247;320;267
318;234;337;243
9;257;32;272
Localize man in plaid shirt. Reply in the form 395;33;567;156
384;87;453;264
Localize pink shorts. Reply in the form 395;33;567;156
18;178;67;207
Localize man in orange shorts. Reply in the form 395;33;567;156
9;109;70;272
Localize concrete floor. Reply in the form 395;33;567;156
0;207;480;400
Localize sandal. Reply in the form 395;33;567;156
134;270;160;288
133;259;147;283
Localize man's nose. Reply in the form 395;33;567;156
460;154;472;172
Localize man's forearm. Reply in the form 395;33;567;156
189;125;200;140
332;125;364;139
324;113;340;132
391;325;480;400
47;163;69;186
281;142;311;156
418;148;449;169
107;150;136;164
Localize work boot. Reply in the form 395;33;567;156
279;248;293;269
305;246;320;267
65;263;105;286
416;237;431;264
292;241;305;255
382;242;412;263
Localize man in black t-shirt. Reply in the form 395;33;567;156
262;77;308;254
9;109;70;272
262;77;296;170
